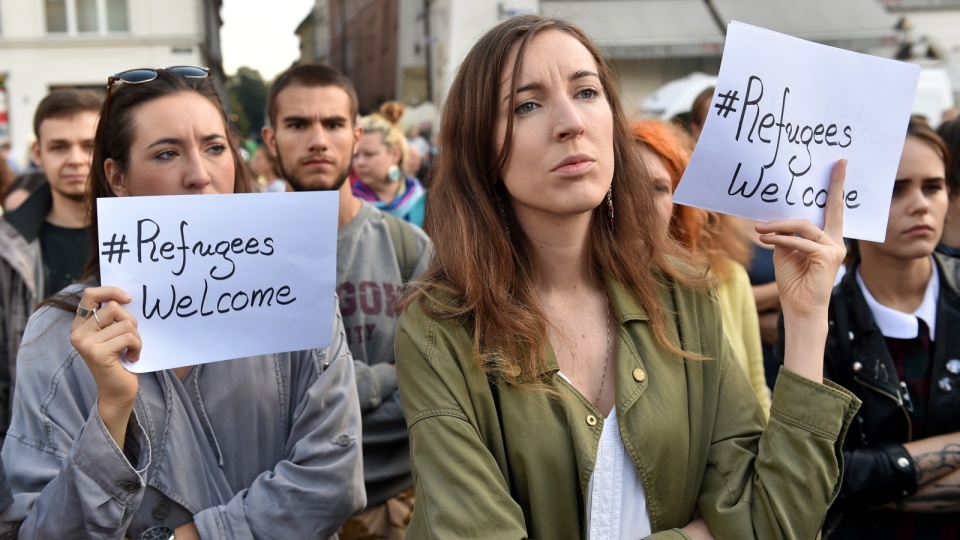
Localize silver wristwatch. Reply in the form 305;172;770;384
139;525;175;540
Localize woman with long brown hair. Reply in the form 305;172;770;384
0;68;364;539
396;14;856;539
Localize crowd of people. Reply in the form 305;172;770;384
0;12;957;540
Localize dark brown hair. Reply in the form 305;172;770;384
846;118;950;264
936;116;960;199
689;86;715;134
46;69;250;312
266;63;359;127
33;89;102;139
0;159;14;206
401;15;709;390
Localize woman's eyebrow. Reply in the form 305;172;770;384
571;70;599;81
502;70;599;104
146;133;224;149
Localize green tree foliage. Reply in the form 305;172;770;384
227;67;268;138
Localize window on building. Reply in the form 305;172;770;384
45;0;68;33
46;0;129;35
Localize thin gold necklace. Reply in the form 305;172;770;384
594;305;611;407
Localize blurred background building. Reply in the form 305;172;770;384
3;0;959;165
297;0;960;130
0;0;225;167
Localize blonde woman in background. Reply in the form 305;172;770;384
353;102;427;227
633;119;770;413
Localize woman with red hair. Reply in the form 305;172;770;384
632;119;770;413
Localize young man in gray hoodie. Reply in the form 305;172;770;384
262;64;431;540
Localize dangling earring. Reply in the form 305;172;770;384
387;165;402;182
606;186;615;233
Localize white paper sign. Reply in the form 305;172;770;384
97;192;339;372
673;22;920;242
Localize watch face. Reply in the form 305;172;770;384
140;525;175;540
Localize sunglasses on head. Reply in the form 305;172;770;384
104;66;211;133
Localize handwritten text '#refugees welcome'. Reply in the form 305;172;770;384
722;75;860;210
101;219;296;319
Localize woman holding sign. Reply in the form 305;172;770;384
0;68;364;539
820;119;960;538
394;14;857;539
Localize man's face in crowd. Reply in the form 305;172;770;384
31;111;99;202
262;84;362;192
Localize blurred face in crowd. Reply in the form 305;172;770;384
31;111;98;202
404;146;422;177
250;145;279;180
638;145;674;234
106;92;235;197
860;135;948;262
354;132;400;186
494;29;614;225
262;84;362;192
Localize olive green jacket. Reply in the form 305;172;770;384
396;279;861;539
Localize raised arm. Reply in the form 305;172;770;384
1;290;151;539
755;159;849;383
68;287;142;450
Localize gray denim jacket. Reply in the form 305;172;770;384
0;286;365;539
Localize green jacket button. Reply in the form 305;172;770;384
586;414;597;426
632;368;646;382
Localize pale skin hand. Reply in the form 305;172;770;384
69;286;142;451
680;516;715;539
74;292;203;535
755;159;848;383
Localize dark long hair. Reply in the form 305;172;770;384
936;117;960;199
400;15;709;390
46;69;250;312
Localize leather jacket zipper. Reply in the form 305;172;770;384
854;376;913;442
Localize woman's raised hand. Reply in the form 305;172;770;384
70;286;142;449
755;159;848;382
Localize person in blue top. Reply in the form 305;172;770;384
352;101;426;227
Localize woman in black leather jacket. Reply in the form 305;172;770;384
822;120;960;538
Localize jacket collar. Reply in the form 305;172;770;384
608;278;651;324
4;183;53;243
845;253;960;335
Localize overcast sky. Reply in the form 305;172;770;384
220;0;315;81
